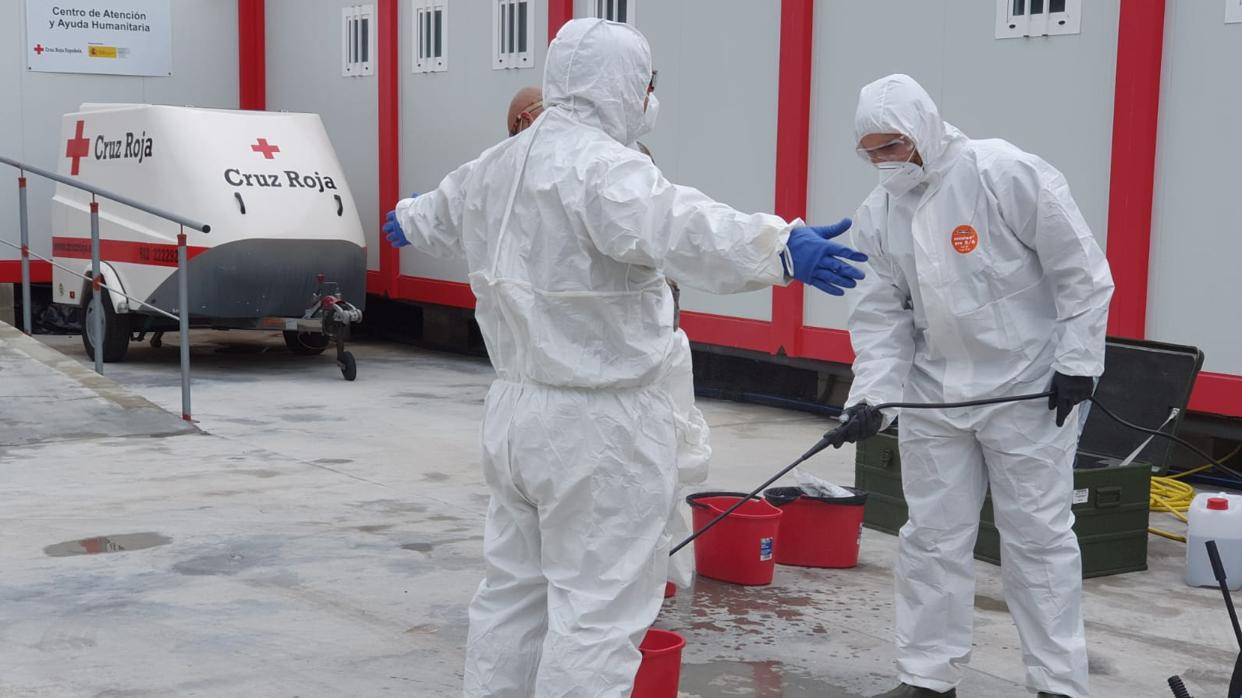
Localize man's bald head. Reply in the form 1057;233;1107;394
508;86;544;136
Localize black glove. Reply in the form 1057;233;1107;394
1048;372;1095;428
826;403;884;448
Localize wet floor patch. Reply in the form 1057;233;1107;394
44;532;172;558
399;536;483;553
395;391;445;400
680;659;866;697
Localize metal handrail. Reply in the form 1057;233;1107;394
3;155;209;422
0;239;179;322
0;155;210;232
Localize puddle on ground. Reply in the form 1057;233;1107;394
399;535;483;553
680;659;865;697
44;532;171;558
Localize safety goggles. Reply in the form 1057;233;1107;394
856;135;916;164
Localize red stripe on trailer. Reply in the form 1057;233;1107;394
237;0;266;111
1105;0;1165;339
394;275;476;309
377;0;400;297
679;312;774;355
771;0;815;358
51;237;208;268
0;261;51;283
549;0;574;41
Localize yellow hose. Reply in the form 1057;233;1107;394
1148;445;1242;543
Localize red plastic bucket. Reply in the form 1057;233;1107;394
630;628;685;698
663;581;676;599
686;492;783;586
763;487;868;568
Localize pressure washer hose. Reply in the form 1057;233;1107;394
671;392;1242;556
1148;444;1242;542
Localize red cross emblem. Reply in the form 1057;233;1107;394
251;138;280;159
33;44;45;55
65;120;90;176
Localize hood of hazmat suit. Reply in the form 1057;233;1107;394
844;74;1112;697
394;18;800;697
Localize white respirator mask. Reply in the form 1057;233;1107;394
876;159;925;197
637;93;660;139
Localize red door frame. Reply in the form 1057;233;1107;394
238;0;266;111
236;0;1239;418
375;0;400;297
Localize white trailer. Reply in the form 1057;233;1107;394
49;104;366;375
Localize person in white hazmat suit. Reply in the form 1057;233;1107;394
508;89;705;590
833;74;1114;698
382;19;869;697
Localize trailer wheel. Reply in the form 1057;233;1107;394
283;330;329;356
81;286;131;363
339;351;357;381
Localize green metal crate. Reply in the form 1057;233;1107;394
852;337;1201;579
856;431;1152;578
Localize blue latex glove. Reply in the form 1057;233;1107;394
785;219;867;296
383;193;419;248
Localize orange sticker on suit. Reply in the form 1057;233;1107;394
951;225;978;254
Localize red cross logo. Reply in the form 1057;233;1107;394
65;120;90;176
251;138;280;159
33;44;45;55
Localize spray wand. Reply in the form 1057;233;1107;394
672;392;1242;556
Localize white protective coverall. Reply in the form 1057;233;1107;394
846;74;1114;698
626;134;709;592
394;18;800;697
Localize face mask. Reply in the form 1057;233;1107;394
637;93;660;139
876;160;925;197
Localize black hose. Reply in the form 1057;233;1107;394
1167;675;1192;698
874;391;1053;412
1086;397;1242;481
671;391;1241;556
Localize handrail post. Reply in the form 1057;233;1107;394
17;174;31;335
89;198;103;375
177;228;191;422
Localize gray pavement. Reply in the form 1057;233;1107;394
0;328;1233;697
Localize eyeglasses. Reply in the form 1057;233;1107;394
648;70;658;94
856;136;915;164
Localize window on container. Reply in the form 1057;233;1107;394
1228;0;1242;25
342;5;376;77
413;0;447;73
996;0;1079;39
493;0;533;70
594;0;632;24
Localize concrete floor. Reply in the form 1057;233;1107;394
0;327;1235;697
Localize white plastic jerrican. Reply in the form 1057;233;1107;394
1185;491;1242;590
